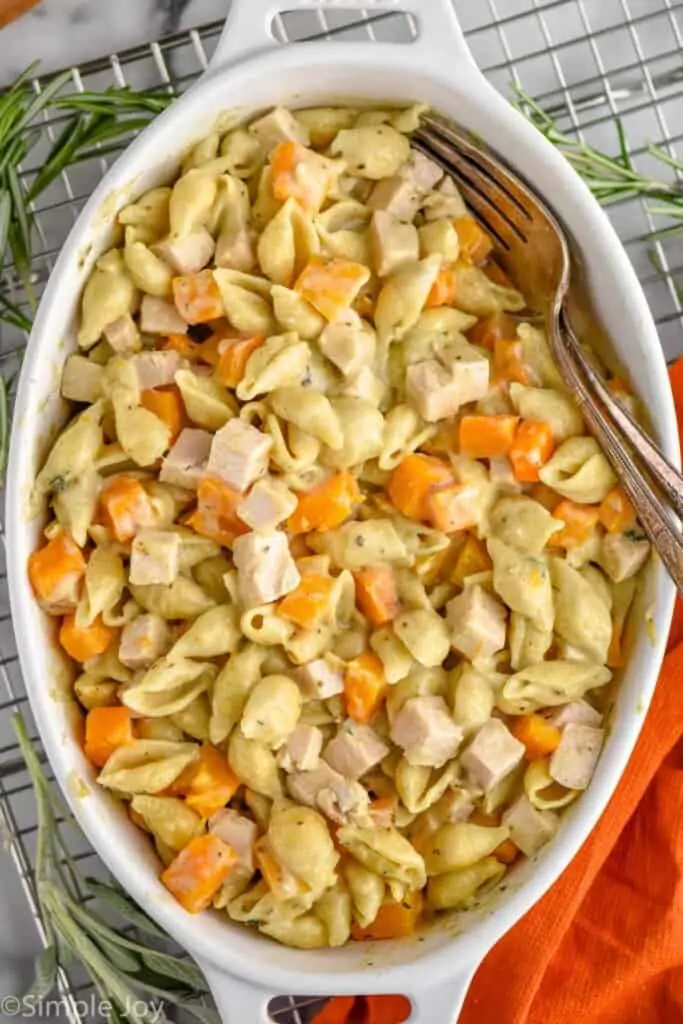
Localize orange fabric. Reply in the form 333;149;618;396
314;362;683;1024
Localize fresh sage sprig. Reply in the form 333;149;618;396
13;714;218;1024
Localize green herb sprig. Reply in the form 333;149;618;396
13;714;218;1023
0;65;173;476
513;85;683;224
0;64;172;299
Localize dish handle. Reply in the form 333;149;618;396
208;0;476;72
197;956;480;1023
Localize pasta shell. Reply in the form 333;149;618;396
98;740;198;794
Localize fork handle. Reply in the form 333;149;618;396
549;315;683;595
561;311;683;519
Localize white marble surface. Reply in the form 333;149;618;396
0;0;227;85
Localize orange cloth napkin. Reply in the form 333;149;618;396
314;366;683;1024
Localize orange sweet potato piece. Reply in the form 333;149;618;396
493;338;533;386
425;265;458;308
387;454;454;521
458;415;519;459
172;270;224;324
351;890;423;940
99;476;155;542
530;482;561;513
28;532;86;611
161;834;237;913
170;743;241;819
454;215;494;264
214;334;265;388
353;565;400;628
278;574;336;629
549;500;600;549
140;385;187;444
450;534;492;585
467;311;517;350
598;486;636;535
271;141;334;212
344;653;387;725
60;614;116;663
493;838;520;865
509;421;555;483
186;475;249;548
84;706;135;768
510;713;561;760
294;258;370;322
288;471;363;534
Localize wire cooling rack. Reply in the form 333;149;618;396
1;2;683;1021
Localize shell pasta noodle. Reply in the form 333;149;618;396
28;102;652;948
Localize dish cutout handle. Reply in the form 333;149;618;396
407;964;480;1023
198;961;273;1023
197;956;479;1023
208;0;475;72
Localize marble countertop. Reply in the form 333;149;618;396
0;0;227;85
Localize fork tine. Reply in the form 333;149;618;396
420;113;539;222
412;133;527;254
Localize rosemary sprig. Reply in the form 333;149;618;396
513;85;683;219
12;714;218;1023
0;67;173;309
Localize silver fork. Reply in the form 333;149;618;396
413;113;683;594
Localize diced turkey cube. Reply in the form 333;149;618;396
297;654;346;699
129;529;181;586
460;719;524;793
153;228;215;275
209;809;258;872
406;350;489;422
287;761;370;826
139;295;188;336
401;150;443;191
278;724;324;773
119;613;171;669
215;225;256;272
233;530;300;608
447;585;507;661
427;483;481;533
160;428;212;489
237;476;297;531
502;794;558;858
390;695;463;769
342;366;385;406
206;419;272;493
131;350;183;390
549;723;604;791
368;176;421;222
249;106;309;152
319;313;371;378
104;313;141;354
599;532;650;583
545;700;602;729
323;723;389;780
370;210;419;277
61;355;103;404
489;456;522;495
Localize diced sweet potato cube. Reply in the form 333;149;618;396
294;258;370;323
172;270;224;324
161;834;237;913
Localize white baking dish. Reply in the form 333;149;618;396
6;2;677;1020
